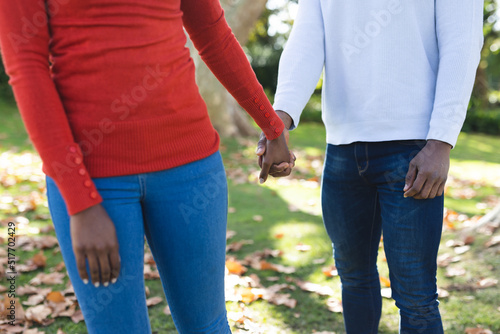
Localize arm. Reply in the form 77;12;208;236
273;0;325;130
181;0;285;141
0;1;119;285
404;0;484;199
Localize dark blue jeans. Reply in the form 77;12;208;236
46;152;231;334
321;141;444;334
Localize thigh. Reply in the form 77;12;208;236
321;144;382;280
46;175;150;334
375;142;443;309
141;152;230;334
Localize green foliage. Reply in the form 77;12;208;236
462;109;500;135
0;56;14;102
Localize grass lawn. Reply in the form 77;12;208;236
0;100;499;333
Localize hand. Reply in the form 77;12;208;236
70;204;121;287
256;111;295;182
404;140;451;199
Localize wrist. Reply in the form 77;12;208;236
276;110;293;130
427;139;452;151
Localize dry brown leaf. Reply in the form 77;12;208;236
30;272;65;286
379;276;391;288
226;260;247;275
296;281;334;296
56;329;66;334
326;298;343;313
476;278;498;289
25;304;52;324
274;233;284;239
437;288;449;298
485;235;500;248
445;267;466;278
31;251;47;268
46;291;65;303
465;328;493;334
240;288;256;304
24;329;45;334
252;215;263;222
0;295;25;321
295;243;312;252
163;305;171;316
71;309;84;323
226;240;254;252
268;293;297;309
226;230;237;240
454;245;470;255
22;294;45;306
322;266;338;277
146;296;163;307
0;324;25;333
143;264;160;280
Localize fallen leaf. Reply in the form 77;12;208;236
445;267;466;277
454;245;470;255
71;309;84;323
296;281;334;296
163;305;171;316
274;233;284;239
437;288;449;298
485;235;500;248
476;278;498;289
326;298;343;313
56;329;66;334
146;296;163;307
22;294;45;306
226;260;247;275
465;328;493;334
31;251;47;268
25;304;52;324
226;240;254;252
322;266;338;277
379;276;391;288
30;272;65;285
295;243;312;252
46;291;65;303
252;215;263;222
226;230;237;240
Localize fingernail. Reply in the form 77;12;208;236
103;282;109;287
83;279;88;284
94;282;100;288
403;184;409;191
259;178;265;184
256;148;263;154
111;278;117;284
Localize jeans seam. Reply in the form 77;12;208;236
367;191;379;333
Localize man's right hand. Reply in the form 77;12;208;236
70;204;121;287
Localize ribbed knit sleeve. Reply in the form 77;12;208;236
181;0;284;140
0;1;102;215
273;0;325;130
427;0;484;147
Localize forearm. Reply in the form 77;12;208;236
428;0;484;147
181;0;284;140
273;0;325;130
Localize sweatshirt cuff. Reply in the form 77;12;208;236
273;99;304;131
42;143;102;215
426;119;464;148
239;89;285;140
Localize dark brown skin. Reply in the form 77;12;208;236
71;127;290;286
259;111;452;199
257;110;296;182
404;139;452;199
70;204;121;287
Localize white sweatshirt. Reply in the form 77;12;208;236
273;0;484;147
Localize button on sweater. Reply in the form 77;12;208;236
0;0;284;215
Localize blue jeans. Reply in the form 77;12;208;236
321;141;444;334
46;152;231;334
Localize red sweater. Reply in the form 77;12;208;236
0;0;284;215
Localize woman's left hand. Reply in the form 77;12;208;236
257;131;294;183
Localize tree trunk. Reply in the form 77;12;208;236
188;0;268;138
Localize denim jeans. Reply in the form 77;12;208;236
321;141;444;334
46;152;231;334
